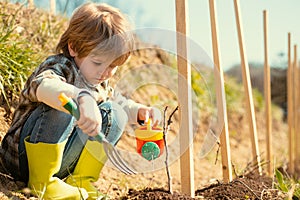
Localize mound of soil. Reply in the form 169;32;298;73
119;188;195;200
196;173;285;200
114;173;285;200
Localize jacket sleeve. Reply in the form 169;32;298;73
22;68;67;102
111;90;147;123
21;55;76;104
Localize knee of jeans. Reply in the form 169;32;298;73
105;101;128;145
22;103;75;144
111;101;128;131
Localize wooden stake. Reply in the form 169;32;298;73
287;33;295;174
208;0;232;183
293;44;299;173
28;0;34;8
233;0;262;174
263;10;273;176
175;0;195;197
50;0;56;15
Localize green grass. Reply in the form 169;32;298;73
0;34;39;107
275;169;300;199
0;1;67;107
1;3;34;106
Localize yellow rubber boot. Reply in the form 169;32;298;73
66;140;108;200
24;137;88;200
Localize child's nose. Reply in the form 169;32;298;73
99;69;109;78
104;68;113;77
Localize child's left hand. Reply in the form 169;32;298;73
137;107;162;127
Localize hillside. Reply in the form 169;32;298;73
0;2;289;199
226;64;288;120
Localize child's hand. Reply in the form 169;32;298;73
77;95;102;136
138;107;162;127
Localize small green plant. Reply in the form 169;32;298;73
275;169;300;199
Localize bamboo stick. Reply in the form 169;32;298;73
263;10;273;176
233;0;262;174
208;0;232;183
287;33;295;174
175;0;195;197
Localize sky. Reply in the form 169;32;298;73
22;0;300;70
109;0;300;70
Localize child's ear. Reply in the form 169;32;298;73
68;43;78;57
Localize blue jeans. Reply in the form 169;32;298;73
18;101;128;182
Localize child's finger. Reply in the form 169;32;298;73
150;107;162;126
84;123;98;135
76;118;90;130
144;110;150;124
152;119;159;127
87;125;101;137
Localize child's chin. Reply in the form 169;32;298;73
97;79;107;83
92;79;103;84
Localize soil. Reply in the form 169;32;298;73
117;172;286;200
119;188;195;200
195;173;285;200
0;96;289;200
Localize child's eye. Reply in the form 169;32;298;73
93;62;102;66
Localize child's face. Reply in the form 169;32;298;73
75;54;118;85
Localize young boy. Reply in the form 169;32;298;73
0;3;161;199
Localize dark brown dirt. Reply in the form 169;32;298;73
113;173;286;200
118;188;195;200
195;173;285;200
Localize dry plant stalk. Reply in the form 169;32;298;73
163;105;179;194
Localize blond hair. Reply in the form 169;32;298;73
56;2;133;66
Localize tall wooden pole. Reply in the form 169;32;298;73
175;0;195;197
233;0;262;174
287;33;295;174
28;0;34;8
263;10;273;176
293;44;299;174
50;0;56;15
209;0;232;183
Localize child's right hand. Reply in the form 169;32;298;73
76;95;102;136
